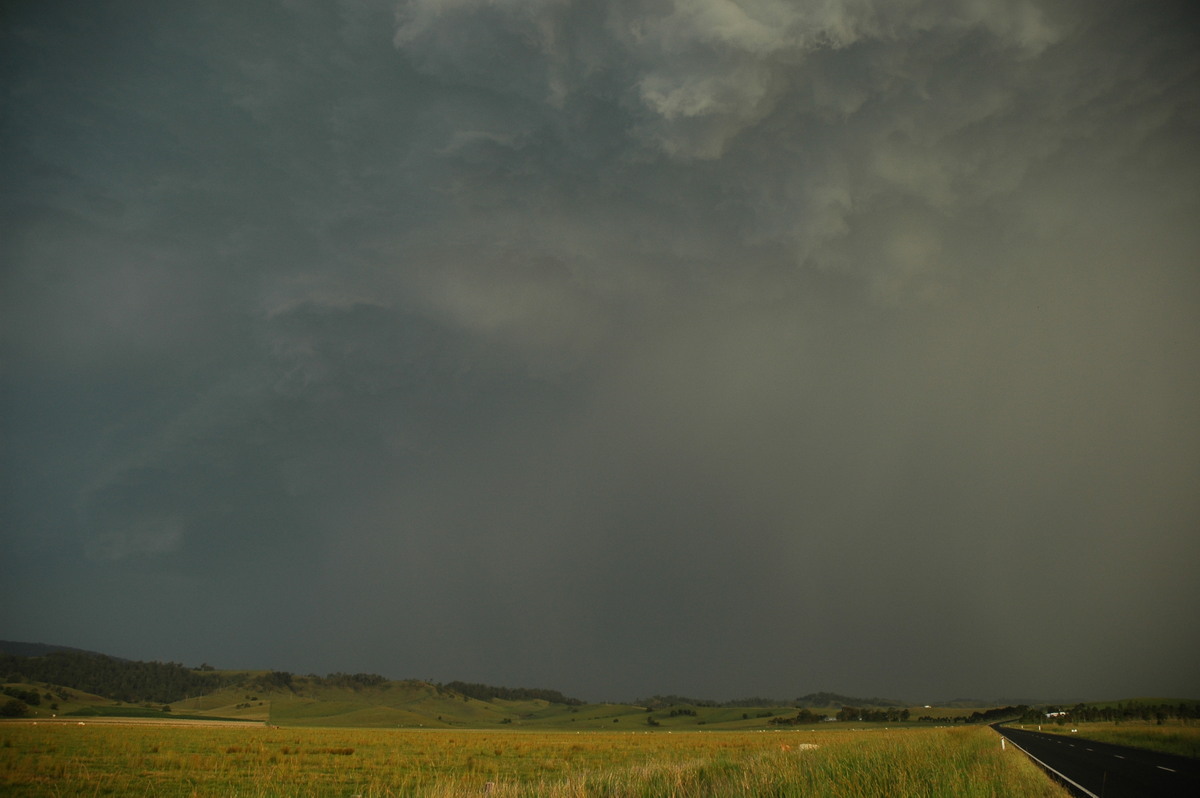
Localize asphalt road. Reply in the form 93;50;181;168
992;723;1200;797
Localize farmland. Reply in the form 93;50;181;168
0;721;1068;797
1023;720;1200;759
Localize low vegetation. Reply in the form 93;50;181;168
1017;699;1200;726
1022;721;1200;759
0;651;234;704
0;644;1187;795
0;722;1068;797
1008;699;1200;759
0;649;1011;730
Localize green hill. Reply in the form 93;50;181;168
0;649;233;703
6;642;1188;730
0;641;117;659
794;692;907;708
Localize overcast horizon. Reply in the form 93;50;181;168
0;638;1109;707
3;0;1199;705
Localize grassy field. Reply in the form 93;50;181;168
0;721;1068;797
6;675;1011;732
1019;720;1200;759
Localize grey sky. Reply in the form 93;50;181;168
2;0;1198;703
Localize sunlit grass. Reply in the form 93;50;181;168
0;722;1068;797
1024;720;1200;759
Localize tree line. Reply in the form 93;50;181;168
1019;701;1200;724
1;652;234;704
0;649;588;708
773;705;1032;725
440;680;584;706
771;706;915;724
307;672;388;689
638;692;907;710
637;695;720;709
835;706;912;723
770;708;828;725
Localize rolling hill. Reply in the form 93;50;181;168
7;640;1165;730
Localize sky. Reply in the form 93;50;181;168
2;0;1198;704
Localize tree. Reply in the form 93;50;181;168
1;698;29;718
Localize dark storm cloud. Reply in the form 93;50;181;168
2;0;1198;701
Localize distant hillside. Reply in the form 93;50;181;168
0;640;118;659
937;698;998;708
10;642;1185;730
441;680;584;706
0;643;585;713
636;695;721;709
634;693;910;710
794;692;907;708
937;697;1088;707
0;649;233;704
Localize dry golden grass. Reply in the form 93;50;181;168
0;721;1068;797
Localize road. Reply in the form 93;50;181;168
992;723;1200;797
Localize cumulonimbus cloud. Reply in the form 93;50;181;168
2;0;1197;699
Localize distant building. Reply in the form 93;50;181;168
1045;711;1068;718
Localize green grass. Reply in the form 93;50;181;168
8;673;1012;732
63;706;243;722
0;722;1069;797
1025;721;1200;759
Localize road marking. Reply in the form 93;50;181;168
1157;766;1176;773
1114;755;1124;759
996;731;1100;798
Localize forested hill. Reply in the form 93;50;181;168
440;681;584;705
1;644;900;710
0;647;586;707
0;641;116;659
794;692;907;708
0;650;233;704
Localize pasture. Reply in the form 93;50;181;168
1022;720;1200;759
0;721;1068;797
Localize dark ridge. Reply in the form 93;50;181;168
0;650;235;704
441;680;584;706
0;641;123;660
794;692;908;708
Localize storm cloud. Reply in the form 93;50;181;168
3;0;1198;702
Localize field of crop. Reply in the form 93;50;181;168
1025;720;1200;759
0;721;1068;797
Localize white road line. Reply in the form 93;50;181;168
1115;755;1124;759
996;731;1100;798
1157;765;1176;773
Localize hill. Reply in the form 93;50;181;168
794;691;908;708
0;640;118;659
0;645;597;726
0;649;234;703
9;640;1181;730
